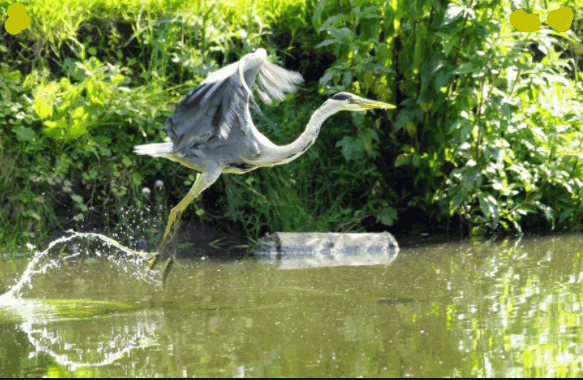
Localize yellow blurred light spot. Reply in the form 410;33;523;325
509;10;540;32
4;3;30;35
546;7;573;32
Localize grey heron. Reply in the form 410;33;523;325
134;48;395;283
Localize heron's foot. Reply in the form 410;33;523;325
148;210;181;283
162;256;174;285
148;233;170;270
159;211;180;284
147;253;162;270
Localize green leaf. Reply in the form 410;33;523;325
359;4;384;19
312;0;328;29
435;70;452;89
315;39;336;49
71;194;83;203
64;58;87;82
12;126;38;143
5;70;21;82
452;63;477;75
377;207;397;226
336;136;363;162
35;98;53;119
395;108;414;131
412;153;420;167
320;15;345;32
460;123;473;142
558;208;574;224
67;119;88;140
112;74;125;84
42;118;67;139
330;27;352;41
71;106;86;120
131;172;141;186
394;153;412;167
372;65;393;74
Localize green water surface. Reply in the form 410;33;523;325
1;233;582;377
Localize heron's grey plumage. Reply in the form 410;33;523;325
134;48;395;283
165;48;303;156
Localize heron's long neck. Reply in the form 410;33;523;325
269;102;341;166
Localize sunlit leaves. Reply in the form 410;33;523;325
33;58;132;142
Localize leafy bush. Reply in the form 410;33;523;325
310;0;583;234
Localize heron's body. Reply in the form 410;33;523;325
134;48;395;283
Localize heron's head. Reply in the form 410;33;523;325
328;92;396;112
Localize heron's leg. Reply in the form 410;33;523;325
149;174;204;270
149;166;223;281
148;208;181;270
161;210;181;284
156;175;204;263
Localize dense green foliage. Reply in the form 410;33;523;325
312;0;583;233
1;0;582;253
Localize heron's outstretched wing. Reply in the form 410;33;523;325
166;48;304;155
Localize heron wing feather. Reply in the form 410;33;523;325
165;49;304;155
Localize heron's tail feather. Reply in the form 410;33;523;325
134;143;175;158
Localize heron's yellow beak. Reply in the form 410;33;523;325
358;99;396;109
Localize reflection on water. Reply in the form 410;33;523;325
1;233;583;377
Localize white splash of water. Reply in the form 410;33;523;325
0;230;159;302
